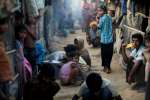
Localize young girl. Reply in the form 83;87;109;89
59;44;80;85
24;17;36;76
15;25;32;83
97;3;114;74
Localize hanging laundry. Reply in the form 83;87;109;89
131;0;136;16
121;0;127;15
25;0;39;17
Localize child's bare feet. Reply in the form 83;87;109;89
103;67;107;72
107;68;112;74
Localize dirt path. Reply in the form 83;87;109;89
54;30;144;100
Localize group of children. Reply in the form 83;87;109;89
0;1;150;100
0;11;48;99
59;37;91;85
84;2;150;99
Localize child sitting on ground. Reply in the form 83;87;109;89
59;44;82;85
74;37;91;67
72;73;122;100
23;63;60;100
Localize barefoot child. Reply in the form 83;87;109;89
97;3;114;74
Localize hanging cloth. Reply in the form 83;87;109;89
25;0;39;17
131;0;137;16
121;0;127;15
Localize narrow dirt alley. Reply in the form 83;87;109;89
53;30;144;100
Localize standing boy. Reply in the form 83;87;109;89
97;3;114;74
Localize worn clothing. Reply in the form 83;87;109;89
126;45;145;84
25;0;45;17
89;28;97;40
130;45;145;63
36;0;45;10
75;38;91;66
0;81;10;100
80;49;91;67
16;40;24;61
24;79;60;100
119;12;143;42
121;0;127;15
0;46;12;83
24;34;36;49
59;61;76;81
101;43;113;69
24;47;36;76
25;0;39;17
16;40;32;82
82;87;112;100
78;78;118;97
0;44;12;100
36;41;46;65
99;14;113;44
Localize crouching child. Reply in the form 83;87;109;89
23;63;60;100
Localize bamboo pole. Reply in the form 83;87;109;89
123;25;145;35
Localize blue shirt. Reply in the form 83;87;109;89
98;14;113;44
36;41;46;64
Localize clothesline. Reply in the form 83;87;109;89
123;25;145;35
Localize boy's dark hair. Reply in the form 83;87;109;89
86;73;102;92
15;25;27;40
39;63;55;80
0;17;8;25
132;33;143;45
98;2;107;14
64;44;77;57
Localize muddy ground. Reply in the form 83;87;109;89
53;30;144;100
